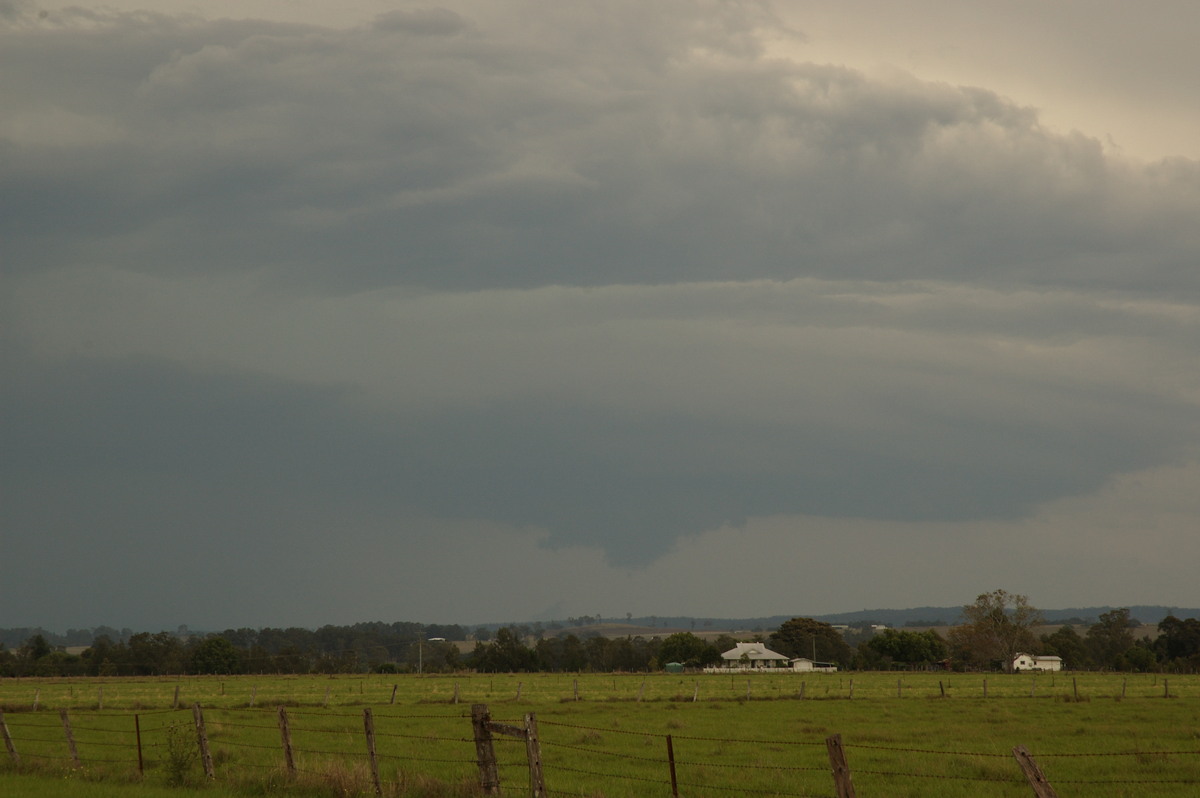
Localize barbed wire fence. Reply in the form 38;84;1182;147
3;701;1200;796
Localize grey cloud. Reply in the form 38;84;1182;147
6;1;1200;627
4;6;1197;293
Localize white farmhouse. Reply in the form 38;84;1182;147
1012;653;1063;672
719;642;790;669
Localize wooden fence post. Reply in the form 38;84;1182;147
134;714;144;775
278;707;296;777
826;733;856;798
666;734;679;798
0;709;19;764
939;680;946;698
524;713;546;798
60;709;81;768
390;684;398;705
98;685;104;710
471;704;500;795
1013;745;1058;797
192;703;215;780
363;708;382;797
173;684;180;709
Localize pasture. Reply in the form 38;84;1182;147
2;671;1198;797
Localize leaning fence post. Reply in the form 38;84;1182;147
60;709;81;768
826;733;856;798
363;708;382;797
471;704;500;795
1013;745;1058;797
524;712;546;798
132;714;145;775
0;709;20;764
278;707;296;777
666;734;679;798
192;703;215;780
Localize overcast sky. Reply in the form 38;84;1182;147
4;0;1200;633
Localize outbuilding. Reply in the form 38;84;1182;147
1012;653;1063;672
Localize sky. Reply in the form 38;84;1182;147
3;0;1200;633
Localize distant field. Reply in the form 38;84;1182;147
2;671;1198;797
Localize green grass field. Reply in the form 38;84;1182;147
2;671;1198;797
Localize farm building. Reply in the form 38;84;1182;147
789;657;838;673
718;642;790;669
1011;653;1063;672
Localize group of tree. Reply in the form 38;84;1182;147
6;599;1200;677
0;621;467;678
464;630;741;673
944;590;1200;673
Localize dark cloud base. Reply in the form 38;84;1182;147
6;352;1187;566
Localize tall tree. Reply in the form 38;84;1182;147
657;632;709;667
1040;625;1091;670
1085;608;1136;669
769;618;853;667
863;629;946;669
949;590;1042;672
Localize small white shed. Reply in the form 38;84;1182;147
1012;653;1063;672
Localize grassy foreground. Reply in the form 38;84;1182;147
2;671;1198;797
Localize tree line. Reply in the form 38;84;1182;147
4;595;1199;678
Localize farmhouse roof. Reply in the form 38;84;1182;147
720;642;788;662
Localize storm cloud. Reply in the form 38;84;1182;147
4;1;1200;629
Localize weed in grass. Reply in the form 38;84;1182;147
163;721;198;787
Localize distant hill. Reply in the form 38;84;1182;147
6;606;1200;649
608;605;1200;633
810;605;1200;628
